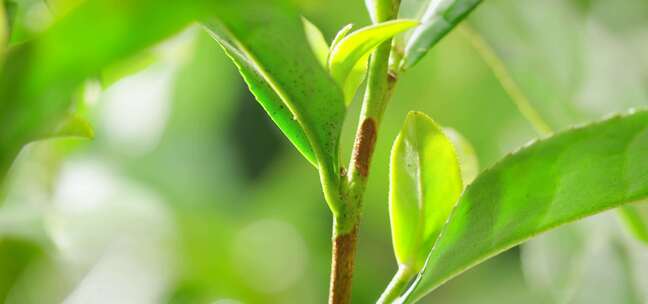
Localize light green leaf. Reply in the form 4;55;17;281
302;17;329;68
341;53;369;105
390;111;462;272
398;0;482;70
405;110;648;302
330;24;353;52
204;1;347;208
330;24;367;104
328;19;418;89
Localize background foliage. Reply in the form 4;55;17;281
1;0;647;303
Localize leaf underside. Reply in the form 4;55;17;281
406;110;648;302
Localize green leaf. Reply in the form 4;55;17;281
328;19;418;90
204;24;317;166
390;111;462;272
100;50;157;88
302;17;329;68
204;1;346;208
399;0;483;70
619;203;648;245
405;110;648;302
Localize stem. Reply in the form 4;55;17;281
329;224;359;304
377;267;416;304
327;2;400;303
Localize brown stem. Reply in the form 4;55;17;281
329;225;359;304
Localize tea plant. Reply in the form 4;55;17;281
1;0;647;303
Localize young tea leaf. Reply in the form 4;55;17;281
389;111;462;272
302;17;329;68
399;0;483;70
328;19;418;92
405;110;648;302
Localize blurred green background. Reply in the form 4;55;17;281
2;0;647;303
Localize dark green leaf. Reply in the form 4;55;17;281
405;110;648;302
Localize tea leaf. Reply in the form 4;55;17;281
328;19;418;89
389;111;462;272
329;23;368;104
399;0;483;70
405;110;648;302
204;0;347;205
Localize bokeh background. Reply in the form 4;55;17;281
2;0;648;303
